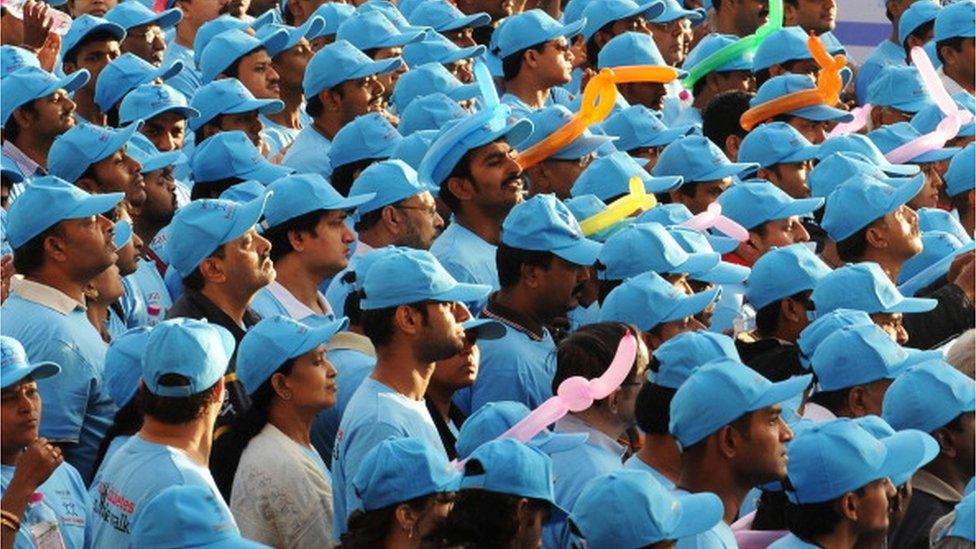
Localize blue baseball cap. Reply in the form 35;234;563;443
0;66;89;126
357;1;429;34
352;437;461;511
189;78;284;132
6;176;123;249
521;105;615;161
899;1;941;46
264;173;374;228
393;129;439;169
337;10;425;50
684;33;754;75
219;180;268;204
911;93;976;138
945;141;975;197
105;0;182;31
934;0;976;43
329;112;403;170
738;122;819;170
200;28;289;83
599;271;720;331
128;132;185;173
304;39;403;97
191;131;294;184
461;439;561;510
651;331;740;389
821;174;925;241
310;2;356;39
1;156;24;184
118;82;199;126
817;134;921;177
854;415;922;486
806;151;916;198
784;419;938;504
104;327;151;407
797;308;874;369
899;231;976;295
745;244;832;311
399;92;468;136
810;323;914;391
918;206;973;243
752;27;816;73
166;192;270;278
573;152;682;200
409;0;490;32
867;66;937;114
670;358;811;448
256;17;326;58
884;360;975;433
652;135;758;183
598;31;682;75
360;247;491;309
348;159;429;215
63;15;126;59
502;194;603;265
491;9;585;59
456;400;589;458
142;318;235;397
391;62;479;113
237;315;348;395
131;485;266;548
193;15;251;59
572;470;722;548
601;105;698;151
113;218;133;249
665;226;750;281
718;181;823;231
0;336;59;389
95;54;183;112
565;194;634;243
652;0;704;24
752;75;855;123
581;0;663;41
951;492;976;542
402;31;486;68
812;262;937;316
48;122;143;183
597;222;720;280
637;204;740;254
868;122;960;164
0;45;40;78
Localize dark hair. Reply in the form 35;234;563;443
435;484;549;548
752;490;790;531
181;244;226;292
635;381;676;436
676;181;702;198
784;486;866;541
835;222;873;263
194;119;218;147
553;322;639;399
439;147;477;213
501;43;546;81
936;36;966;66
209;357;295;501
338;494;437;548
190;177;244;200
343;287;365;326
64;30;118;65
360;301;429;347
754;290;812;338
91;397;143;475
4;101;36;142
904;20;935;50
221;46;265;79
942;412;969;433
806;386;852;415
12;224;62;275
136;374;220;424
496;243;556;289
585;22;616;69
264;209;326;262
306;93;325;119
754;59;807;88
597;276;623;304
702;91;754;152
692;74;708;99
331;158;381;196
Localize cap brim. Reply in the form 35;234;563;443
438;44;488;64
500;117;534;149
894;97;938;114
691;260;750;284
295;317;350;356
559;18;586;40
448;82;481;104
232;97;285;117
220;191;270;246
878;160;922;177
789;104;855;123
644;174;683;193
553;134;615;160
158;59;185;82
899;241;976;297
884;295;938;314
645;125;697;147
114;219;133;248
352;56;404;80
378;29;426;48
700;161;759;181
462;318;506;340
66;192;126;220
56;69;91;95
751;374;813;411
439;12;491;31
705;232;740;254
242;159;294;183
259;28;290;58
886;171;926;215
553;237;603;266
654;5;705;25
663;286;720;323
435;281;492;304
677;251;721;275
1;362;61;389
669;492;725;540
141;150;186;173
878;430;940;485
776;196;825;219
530;430;589;454
152;7;183;30
780;144;820;164
912;146;961;163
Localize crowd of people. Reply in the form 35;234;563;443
0;0;975;546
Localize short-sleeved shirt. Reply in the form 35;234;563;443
331;377;446;538
250;280;335;322
500;87;575;119
1;279;114;482
623;453;677;491
1;462;91;549
430;221;500;292
91;435;130;491
282;125;333;178
260;114;305;158
89;435;232;547
311;332;377;465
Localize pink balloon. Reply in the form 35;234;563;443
828;104;872;137
911;46;958;117
886;111;962;164
681;203;750;242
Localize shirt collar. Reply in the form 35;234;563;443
326;331;376;357
912;469;964;503
482;292;546;341
2;142;45;177
11;277;86;315
265;280;333;320
555;414;626;459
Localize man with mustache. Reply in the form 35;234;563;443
712;0;769;37
47;123;147;210
105;1;181;67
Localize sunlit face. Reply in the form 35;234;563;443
141;112;188;152
1;379;41;452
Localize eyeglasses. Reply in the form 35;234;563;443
651;18;691;33
394;203;439;217
127;27;166;42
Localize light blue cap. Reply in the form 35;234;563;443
651;331;739;389
810;323;914;391
6;176;123;249
456;400;589;458
142;318;235;397
219;180;268;204
718;181;823;231
951;492;976;542
191;131;293;184
884;360;975;433
166;192;270;278
918;206;973;244
393;129;439;169
812;262;937;317
752;74;855;123
899;231;976;295
1;156;24;184
738;122;819;170
105;0;182;31
573;152;682;199
491;9;585;59
652;135;758;183
461;439;560;508
399;92;468;136
357;1;429;35
934;0;976;42
651;0;704;24
665;226;749;279
796;308;874;369
409;0;490;32
237;315;348;395
601;105;698;151
361;246;491;309
118;82;199;125
784;419;938;504
391;62;479;113
329;112;403;169
581;0;663;41
821;173;925;241
745;244;832;310
752;26;816;73
200;28;289;83
637;203;739;254
597;221;720;280
348;159;428;215
502;194;603;265
598;31;682;75
684;33;753;75
854;415;920;486
817;133;921;176
337;10;425;50
867;66;937;114
898;0;941;46
131;485;267;548
303;39;403;97
911;92;976;138
352;437;462;511
565;195;634;242
193;15;250;59
310;2;356;39
189;78;283;132
128;132;185;173
0;45;40;78
95;54;183;112
48;122;143;182
868;122;960;164
255;17;325;58
63;15;126;59
521;105;615;161
403;31;486;68
113;218;133;249
0;66;89;126
945;141;975;197
806;151;915;198
599;271;720;331
669;358;811;448
104;327;151;407
572;470;723;548
0;336;59;389
264;173;373;228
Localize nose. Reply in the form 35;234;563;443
433;212;445;230
371;78;386;98
453;302;473;323
324;359;338;378
132;232;145;254
256;232;272;255
252;116;265;136
268;65;280;83
152;34;166;50
779;417;794;442
794;221;810;243
896;324;909;345
98;214;115;236
341;223;355;243
63;95;77;112
153;132;175;152
575;265;590;284
126;153;142;174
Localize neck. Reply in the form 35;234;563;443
493;286;551;329
273;256;329;314
312;114;341;142
138;416;214;467
945;63;976;94
859;250;904;283
925;458;969;495
133;216;166;247
266;87;305;129
372;346;435;400
636;433;682;484
267;400;316;447
85;300;112;343
176;21;196;49
714;12;741;37
199;283;255;327
810;521;860;549
770;324;801;345
571;409;628;441
357;227;396;250
25;268;88;303
73;88;106;126
680;457;751;524
504;77;551;110
693;88;715;109
11;135;53;168
425;380;456;421
384;530;420;549
455;207;505;245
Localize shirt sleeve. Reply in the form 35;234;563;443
340;422;405;526
35;339;98;443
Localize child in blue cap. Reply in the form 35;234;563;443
652;134;758;214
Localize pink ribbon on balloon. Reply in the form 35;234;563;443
828;104;872;137
679;202;750;242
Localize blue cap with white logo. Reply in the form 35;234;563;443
867;66;937;114
0;66;89;126
812;262;937;316
310;2;356;39
361;246;491;309
806;151;916;198
6;176;123;249
738;121;819;170
0;336;60;390
521;105;615;161
132;485;266;548
264;173;374;228
63;15;126;59
255;16;326;58
118;83;199;125
653;135;758;183
95;54;183;112
142;318;236;397
821;174;925;241
597;222;719;280
752;74;855;123
48;122;144;183
745;244;832;311
811;323;914;391
456;401;589;458
898;0;941;46
391;62;479;113
868;122;960;164
600;105;698;151
105;0;182;31
304;39;403;97
491;9;586;59
796;308;874;369
189;78;284;132
105;327;151;407
402;31;486;68
337;10;425;50
816;133;921;176
0;45;41;78
399;92;468;136
934;0;975;43
353;437;462;512
945;141;975;197
191;131;293;184
572;152;681;200
752;26;816;73
502;194;603;266
348;159;429;215
600;271;720;331
718;181;823;231
329;112;403;170
409;0;490;32
652;331;740;389
200;28;289;83
918;206;973;244
581;0;663;41
883;360;976;433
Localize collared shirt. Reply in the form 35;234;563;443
855;39;904;104
1;278;114;483
1;462;90;549
799;401;836;422
250;280;335;322
430;220;499;306
623;453;677;491
2;140;44;177
500;87;575;119
324;241;374;319
890;469;964;549
282;125;333;179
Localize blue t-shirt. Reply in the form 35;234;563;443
89;435;232;547
1;463;90;549
311;346;376;465
675;488;738;549
331;377;446;538
260;114;305;157
124;258;173;327
429;221;499;311
768;533;820;548
500;87;575;119
855;39;905;105
623;454;677;491
282;125;333;178
91;435;130;491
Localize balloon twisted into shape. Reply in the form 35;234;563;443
828;104;872;137
680;202;750;242
579;177;658;236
